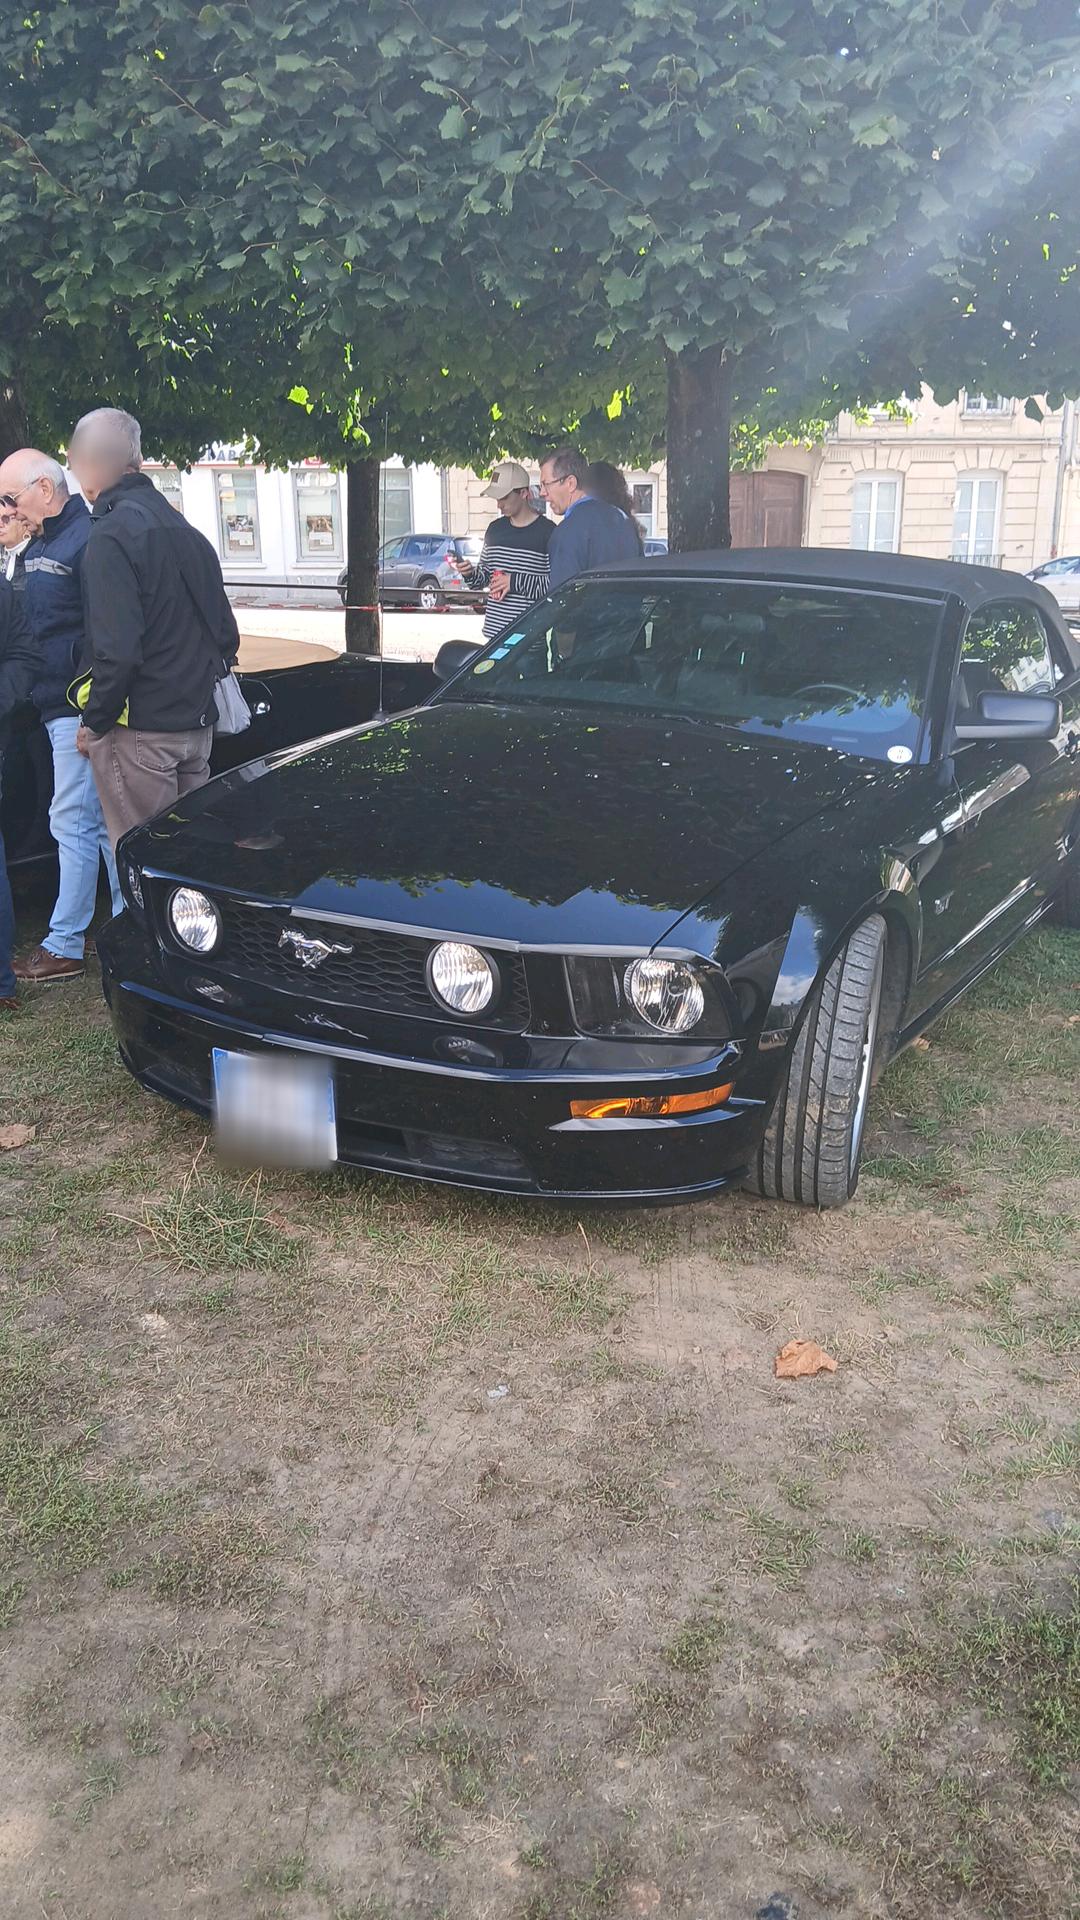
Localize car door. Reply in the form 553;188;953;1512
399;536;434;594
379;537;409;599
916;599;1080;1004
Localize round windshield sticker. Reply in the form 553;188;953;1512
887;744;914;764
473;659;495;674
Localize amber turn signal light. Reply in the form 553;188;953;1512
569;1083;734;1120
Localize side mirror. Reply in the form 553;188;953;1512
953;689;1062;743
434;639;483;683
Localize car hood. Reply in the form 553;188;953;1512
134;702;879;949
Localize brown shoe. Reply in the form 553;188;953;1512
13;945;86;985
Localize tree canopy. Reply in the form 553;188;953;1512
3;0;1080;550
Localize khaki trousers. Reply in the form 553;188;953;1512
87;725;214;849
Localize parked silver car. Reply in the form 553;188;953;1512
1028;555;1080;612
338;534;485;611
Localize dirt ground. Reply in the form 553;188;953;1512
1;885;1077;1920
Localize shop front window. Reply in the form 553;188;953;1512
215;469;261;561
294;467;343;562
148;467;184;513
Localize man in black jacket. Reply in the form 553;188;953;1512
0;448;122;985
68;409;240;848
0;575;41;1009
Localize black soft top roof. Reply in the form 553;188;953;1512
586;545;1060;615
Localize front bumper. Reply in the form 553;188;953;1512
99;914;768;1201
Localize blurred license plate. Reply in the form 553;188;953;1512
212;1048;337;1168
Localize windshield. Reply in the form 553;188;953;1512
442;578;942;762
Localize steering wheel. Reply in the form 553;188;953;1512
792;682;863;702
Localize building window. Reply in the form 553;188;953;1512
962;393;1011;416
294;466;342;563
380;465;412;543
215;468;261;561
148;467;184;513
632;481;655;539
851;476;901;552
952;475;1001;564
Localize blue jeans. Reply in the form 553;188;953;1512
0;751;15;997
44;715;122;959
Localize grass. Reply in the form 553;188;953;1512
739;1507;819;1589
134;1159;304;1275
151;1510;277;1612
0;1327;153;1572
842;1529;880;1566
893;1583;1080;1791
582;1470;654;1527
2;902;1080;1918
664;1612;726;1675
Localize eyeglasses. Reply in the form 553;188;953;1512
0;479;42;511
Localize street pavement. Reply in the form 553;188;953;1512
235;606;485;673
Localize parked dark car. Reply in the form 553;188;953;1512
2;653;437;868
336;534;485;612
98;550;1080;1208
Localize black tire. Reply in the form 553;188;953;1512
747;914;887;1209
1048;862;1080;928
417;576;443;611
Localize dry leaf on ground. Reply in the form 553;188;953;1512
0;1123;36;1150
911;1036;932;1052
775;1338;838;1379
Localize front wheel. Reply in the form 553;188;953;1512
746;914;887;1209
417;577;443;611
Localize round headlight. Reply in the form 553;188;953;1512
428;941;497;1017
624;956;706;1034
168;887;221;954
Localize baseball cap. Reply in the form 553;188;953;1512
483;460;531;500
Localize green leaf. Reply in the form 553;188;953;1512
746;179;786;209
439;104;468;140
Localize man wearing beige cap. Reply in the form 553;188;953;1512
460;460;553;645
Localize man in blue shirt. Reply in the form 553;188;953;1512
539;446;642;589
0;449;121;983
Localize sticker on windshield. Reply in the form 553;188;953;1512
491;646;510;658
473;659;495;674
887;744;914;764
503;633;525;646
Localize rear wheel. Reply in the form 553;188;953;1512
417;576;442;611
747;914;887;1209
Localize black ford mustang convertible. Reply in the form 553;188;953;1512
98;551;1080;1208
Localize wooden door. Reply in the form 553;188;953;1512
729;471;805;547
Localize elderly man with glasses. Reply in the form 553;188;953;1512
0;449;121;984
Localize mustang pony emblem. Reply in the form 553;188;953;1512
278;928;354;970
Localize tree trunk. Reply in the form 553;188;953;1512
343;455;382;655
665;343;732;551
0;379;29;463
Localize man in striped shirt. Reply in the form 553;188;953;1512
462;461;553;644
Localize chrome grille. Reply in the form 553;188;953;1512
160;891;530;1026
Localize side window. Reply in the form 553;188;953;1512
959;602;1057;703
402;537;430;559
381;538;407;560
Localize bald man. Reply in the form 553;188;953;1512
69;408;237;846
0;449;121;983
